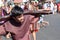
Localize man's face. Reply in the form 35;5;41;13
13;14;24;22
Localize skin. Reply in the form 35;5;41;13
13;14;24;23
30;24;36;40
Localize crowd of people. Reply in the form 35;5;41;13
0;0;57;13
0;0;53;40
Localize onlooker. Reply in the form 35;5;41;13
20;3;24;10
43;1;48;9
49;1;54;14
43;1;54;14
54;3;57;13
38;1;42;9
28;2;34;10
24;2;28;10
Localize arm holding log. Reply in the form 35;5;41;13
0;14;11;21
24;10;52;17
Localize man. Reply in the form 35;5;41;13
38;1;42;9
43;1;54;14
0;5;36;40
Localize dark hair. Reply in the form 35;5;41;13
11;5;24;17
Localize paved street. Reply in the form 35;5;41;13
36;13;60;40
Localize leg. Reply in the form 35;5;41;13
30;24;36;40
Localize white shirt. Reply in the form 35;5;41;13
43;3;48;9
50;2;54;11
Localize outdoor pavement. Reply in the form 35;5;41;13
36;13;60;40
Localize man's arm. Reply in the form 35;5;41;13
0;14;11;21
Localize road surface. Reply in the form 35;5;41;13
36;14;60;40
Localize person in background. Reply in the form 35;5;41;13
43;1;48;9
7;0;14;7
6;0;15;13
29;1;38;11
37;1;49;29
20;3;25;10
24;2;28;10
54;3;57;13
38;1;43;9
34;1;38;10
48;1;54;14
28;2;33;10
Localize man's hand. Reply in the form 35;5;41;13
6;32;11;38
